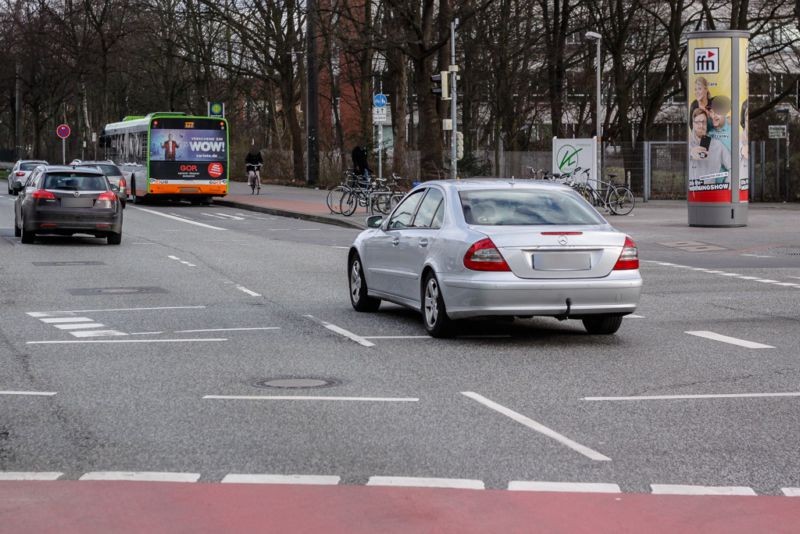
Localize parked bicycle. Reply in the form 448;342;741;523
568;169;635;216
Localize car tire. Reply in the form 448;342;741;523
14;216;21;237
131;177;141;204
348;253;380;312
582;314;623;335
422;271;454;338
20;225;35;244
107;232;122;245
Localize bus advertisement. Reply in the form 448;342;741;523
102;113;229;203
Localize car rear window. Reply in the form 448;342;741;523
44;173;108;191
459;189;605;226
20;162;45;171
93;164;122;175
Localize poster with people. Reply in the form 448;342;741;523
688;37;736;203
738;38;749;201
148;120;228;182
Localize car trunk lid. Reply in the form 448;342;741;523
471;225;625;279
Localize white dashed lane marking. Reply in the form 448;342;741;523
79;472;200;483
168;255;197;267
461;392;611;462
508;481;621;493
685;331;774;349
650;484;756;496
644;261;800;287
0;390;56;397
0;472;63;481
27;312;127;338
222;474;341;485
367;477;484;490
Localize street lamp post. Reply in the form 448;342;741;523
585;31;602;183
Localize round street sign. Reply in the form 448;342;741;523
56;124;71;139
373;93;387;108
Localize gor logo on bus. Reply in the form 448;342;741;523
180;165;198;172
208;162;224;179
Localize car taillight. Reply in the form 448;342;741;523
613;236;639;270
95;191;117;209
16;171;25;176
118;177;127;189
464;237;511;271
31;189;56;200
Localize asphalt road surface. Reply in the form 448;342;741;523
1;189;799;530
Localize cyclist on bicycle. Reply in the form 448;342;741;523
245;146;263;195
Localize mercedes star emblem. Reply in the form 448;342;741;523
73;191;81;198
558;235;568;246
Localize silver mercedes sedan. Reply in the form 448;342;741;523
347;179;642;337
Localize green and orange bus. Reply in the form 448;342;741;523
101;112;229;204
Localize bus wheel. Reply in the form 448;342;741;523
131;177;141;204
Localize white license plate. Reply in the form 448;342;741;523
533;252;591;271
61;197;94;208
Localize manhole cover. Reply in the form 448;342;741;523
33;261;105;266
254;377;337;389
67;286;168;296
769;248;800;256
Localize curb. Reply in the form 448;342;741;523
213;199;365;230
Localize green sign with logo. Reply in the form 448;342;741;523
208;102;225;117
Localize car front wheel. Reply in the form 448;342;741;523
582;314;623;335
107;232;122;245
349;253;380;312
422;272;453;338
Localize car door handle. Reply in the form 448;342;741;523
419;238;429;247
392;237;400;246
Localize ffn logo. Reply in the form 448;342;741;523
694;48;719;74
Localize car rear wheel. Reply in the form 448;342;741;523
20;225;35;244
348;254;380;312
422;272;453;338
107;232;122;245
14;216;21;237
582;314;623;335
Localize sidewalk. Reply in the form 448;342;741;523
215;180;800;231
215;181;367;229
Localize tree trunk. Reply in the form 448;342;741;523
414;55;443;180
389;48;408;178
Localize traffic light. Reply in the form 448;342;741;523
431;71;450;100
456;131;464;160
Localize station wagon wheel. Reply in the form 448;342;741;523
422;272;453;338
348;253;380;312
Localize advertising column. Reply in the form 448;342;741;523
687;30;749;226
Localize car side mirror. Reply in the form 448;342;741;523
366;215;384;228
110;184;120;192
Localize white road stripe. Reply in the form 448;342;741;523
363;335;431;339
685;331;774;349
508;481;621;493
215;212;244;220
367;477;484;490
737;276;761;280
131;206;226;230
0;472;63;480
0;390;56;396
54;323;107;330
79;472;200;483
583;392;800;401
331;246;350;249
236;285;261;297
222;474;341;485
755;279;779;284
203;395;418;402
461;392;611;462
131;332;164;335
27;338;227;345
201;212;228;219
782;488;800;496
651;484;756;496
175;327;280;333
29;306;206;314
39;317;94;324
628;314;645;318
304;315;375;347
70;330;128;338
